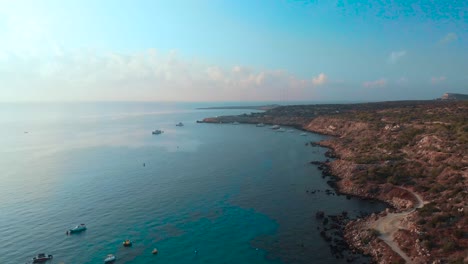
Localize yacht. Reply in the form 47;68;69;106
176;122;184;127
104;254;116;263
276;128;286;132
32;253;53;263
270;125;280;130
256;123;265;127
152;130;164;135
232;121;240;125
69;224;86;234
300;132;307;136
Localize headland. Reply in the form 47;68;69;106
201;99;468;263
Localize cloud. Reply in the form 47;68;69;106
439;33;458;44
396;77;408;85
388;50;406;64
0;49;325;102
312;73;328;86
431;76;446;84
363;79;387;88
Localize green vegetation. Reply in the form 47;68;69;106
209;100;468;262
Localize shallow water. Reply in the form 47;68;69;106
0;102;385;263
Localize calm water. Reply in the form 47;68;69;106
0;102;385;264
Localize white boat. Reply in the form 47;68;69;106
69;224;86;234
256;123;265;127
176;122;184;127
104;254;116;263
270;125;280;130
300;132;307;136
287;129;294;133
276;128;286;132
152;130;164;135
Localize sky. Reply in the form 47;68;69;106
0;0;467;102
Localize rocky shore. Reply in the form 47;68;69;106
202;100;467;263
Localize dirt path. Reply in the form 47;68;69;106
369;187;425;263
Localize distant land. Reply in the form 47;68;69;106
438;92;468;101
196;104;279;110
201;95;467;264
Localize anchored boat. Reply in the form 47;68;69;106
68;223;86;234
104;254;116;263
32;253;53;263
123;239;133;247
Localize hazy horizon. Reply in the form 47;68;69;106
1;1;467;102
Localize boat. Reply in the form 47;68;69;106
152;130;164;135
270;125;280;130
69;224;86;234
287;129;294;133
256;123;265;127
152;248;158;255
276;128;286;132
104;254;116;263
232;121;240;125
123;239;133;247
176;122;184;127
32;253;53;263
300;132;307;136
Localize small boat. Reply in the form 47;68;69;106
32;253;53;263
152;130;164;135
176;122;184;127
69;224;86;234
287;129;294;133
152;248;158;255
232;121;240;125
123;239;133;247
256;123;265;127
300;132;307;136
104;254;116;263
270;125;280;130
276;128;286;132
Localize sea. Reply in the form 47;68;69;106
0;102;385;264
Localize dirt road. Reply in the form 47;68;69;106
369;187;425;263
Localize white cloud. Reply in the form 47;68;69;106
431;76;446;84
388;50;406;64
0;49;323;101
439;33;458;44
363;79;387;88
312;73;328;86
206;66;225;81
396;77;408;85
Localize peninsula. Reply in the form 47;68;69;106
202;99;467;263
196;104;279;111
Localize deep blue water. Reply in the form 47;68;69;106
0;102;385;264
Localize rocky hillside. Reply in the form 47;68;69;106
202;100;468;263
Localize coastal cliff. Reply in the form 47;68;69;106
202;100;468;263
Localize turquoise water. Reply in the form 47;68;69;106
0;102;385;264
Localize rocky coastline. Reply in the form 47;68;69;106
201;100;467;263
